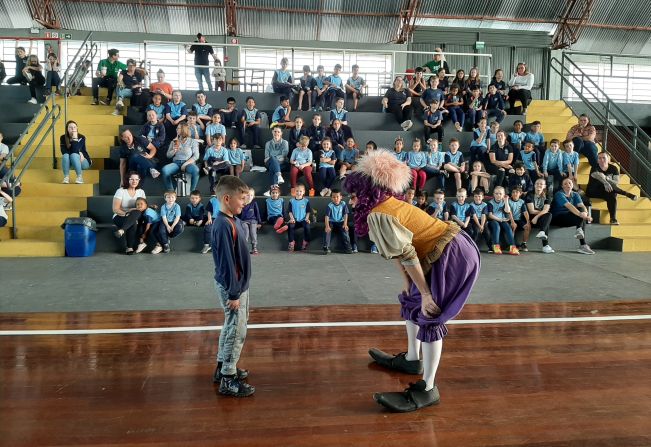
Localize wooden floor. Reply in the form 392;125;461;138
1;301;651;447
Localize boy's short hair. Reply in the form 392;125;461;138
514;119;523;126
295;183;306;191
245;96;254;102
302;65;311;72
394;136;404;143
513;161;525;170
317;65;324;70
511;186;523;193
493;185;505;194
312;113;321;119
427;138;438;144
330;188;341;195
190;189;201;197
108;48;119;57
279;95;288;103
366;140;377;150
472;86;480;91
524;141;534;147
433;189;445;196
298;135;310;145
449;138;459;144
418;191;428;198
188;111;198;117
215;175;249;199
415;66;424;73
196;90;205;96
489;121;498;127
531;120;541;126
16;46;25;52
351;64;359;70
457;188;467;194
562;139;573;146
406;188;416;194
163;190;177;198
550;138;560;145
226;97;236;103
473;188;484;196
334;64;342;69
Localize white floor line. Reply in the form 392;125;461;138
1;314;651;336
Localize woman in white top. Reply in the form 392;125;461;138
112;171;146;254
507;62;534;114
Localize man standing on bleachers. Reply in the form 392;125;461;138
187;33;217;92
91;49;126;106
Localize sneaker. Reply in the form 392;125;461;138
518;242;528;252
508;245;520;256
370;244;379;254
62;176;69;184
151;245;163;254
609;219;619;225
75;176;84;184
320;188;328;197
273;217;285;230
251;248;259;255
269;122;279;129
288;241;295;252
352;244;358;253
111;109;120;116
368;348;423;374
27;98;37;104
574;227;585;239
400;120;410;131
535;231;547;240
308;188;315;197
163;244;170;253
201;244;211;254
301;241;309;251
135;242;147;253
276;224;288;234
202;166;210;175
325;188;332;197
277;173;285;184
323;247;330;255
487;247;494;253
493;244;502;255
577;244;595;255
212;367;249;383
219;376;255;397
125;248;134;255
263;190;271;197
150;168;160;179
91;98;99;105
630;194;638;201
403;120;413;131
542;245;555;254
113;229;124;238
374;380;440;413
99;98;110;106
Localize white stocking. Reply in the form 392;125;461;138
422;339;443;391
405;320;421;361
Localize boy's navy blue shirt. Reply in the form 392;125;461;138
211;212;251;300
508;172;533;193
183;202;205;222
240;202;262;223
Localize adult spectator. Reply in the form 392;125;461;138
23;55;45;104
187;33;216;92
113;59;144;115
586;151;638;225
422;47;450;75
382;76;413;131
112;171;146;254
161;123;200;193
566;114;599;169
487;130;514;189
272;57;294;99
60;121;92;184
6;45;29;85
149;69;173;102
43;52;61;95
550;177;595;255
91;48;126;106
263;127;289;196
119;128;160;187
507;62;534;114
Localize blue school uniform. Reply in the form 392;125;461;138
204;146;228;163
242;108;260;123
330;108;348;122
551;190;583;216
542;150;562;173
508;198;526;222
160;202;182;222
289;198;311;222
520;150;538;171
165;101;187;119
525;131;545;146
193;103;212;116
393;151;408;163
339;148;359;165
509;131;526;148
425;109;444;125
227;147;245;165
188;124;204;139
146;104;165;121
266;197;284;218
290;148;313;165
143;208;161;224
562;151;579;174
407;151;427;169
319;149;337;169
205;123;226;138
207;196;221;216
347;76;365;91
470;201;488;220
314;75;327;90
326;74;343;90
183;203;206;222
427;201;448;220
422;88;444;105
450;202;474;221
326;202;348;223
470;128;490;148
487;199;508;219
272;105;288;123
275;69;291;83
428;151;445;168
445;151;464;167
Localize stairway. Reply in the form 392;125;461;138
527;100;651;252
0;94;123;257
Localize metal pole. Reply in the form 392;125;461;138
603;100;610;154
143;41;148;88
51;94;57;169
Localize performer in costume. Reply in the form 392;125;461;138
344;150;481;412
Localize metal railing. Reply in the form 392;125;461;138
62;31;96;128
0;95;62;239
552;53;651;197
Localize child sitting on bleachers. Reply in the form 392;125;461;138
287;184;312;252
444;138;466;190
424;138;447;192
227;137;245;177
240;187;262;255
488;121;500;148
416;191;428;210
182;189;212;255
146;93;165;124
192;91;213;127
345;64;366;111
0;189;12;228
426;189;449;220
218;97;238;128
520;141;542;180
152;190;185;254
525;121;545;161
164;91;187;143
203;134;230;193
265;185;288;234
298;65;315;112
468;160;491;194
141;109;166;150
450;188;474;234
469;188;492;252
187;112;204;143
269;95;295;130
205;112;226;147
238;96;261;149
508;162;534;194
290;136;315;197
508;186;530;252
313;65;327;111
323;189;353;255
487;186;518;255
445;84;465;132
135;197;160;254
469;118;489;164
319;137;337;197
327;119;346;157
407;138;428;193
423;98;444;143
542;138;563;193
562;139;580;189
392;136;408;163
288;116;308;157
483;83;506;124
404;188;416;205
466;87;483;129
508;120;526;154
339;137;359;180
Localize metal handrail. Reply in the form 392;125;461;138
550;56;651;197
0;95;62;239
62;31;93;130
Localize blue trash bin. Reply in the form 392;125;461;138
62;217;97;257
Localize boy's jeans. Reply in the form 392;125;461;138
216;281;249;376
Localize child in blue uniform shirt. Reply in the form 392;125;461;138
339;137;359;179
407;138;428;193
392;137;408;163
187;112;205;141
525;121;545;162
520;141;542;180
423;98;444;143
324;64;345;110
330;97;352;139
237;96;261;148
469;188;492;252
318;138;337;198
152;190;184;254
313;65;328;111
135;197;161;254
287;184;312;252
164;91;187;144
487;186;518;255
444;138;466;191
508;120;526;155
203;134;230;193
270;96;295;130
508;186;530;252
449;188;475;234
298;65;316;111
423;138;447;192
210;175;255;397
227;137;245;177
426;189;449;220
271;57;294;99
182;189;213;255
323;189;352;254
192;91;213;127
239;187;262;255
542;139;563;193
205;112;226;147
469;118;490;165
562;139;580;188
265;185;288;234
345;64;366;111
146;93;166;123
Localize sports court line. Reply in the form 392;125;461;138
1;314;651;336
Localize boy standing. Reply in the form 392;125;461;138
211;175;255;397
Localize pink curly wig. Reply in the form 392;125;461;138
344;149;411;237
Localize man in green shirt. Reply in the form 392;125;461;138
422;47;450;75
91;48;127;105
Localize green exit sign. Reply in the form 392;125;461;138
475;41;485;50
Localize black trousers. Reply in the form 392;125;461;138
113;211;142;250
92;76;117;101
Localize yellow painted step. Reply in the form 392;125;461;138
6;210;81;226
19;169;100;183
28;123;120;136
35;113;123;126
0;239;65;257
612;236;651;252
63;105;123;116
594;209;651;224
527;108;574;117
18;135;116;148
610;224;651;237
530;100;566;106
26;157;105;170
577;173;630;185
526;116;576;126
20;182;95;197
0;225;65;241
592;197;649;211
12;196;88;210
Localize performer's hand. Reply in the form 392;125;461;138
421;293;441;317
227;299;240;310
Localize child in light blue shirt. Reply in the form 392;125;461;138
152;191;184;254
227;137;245;177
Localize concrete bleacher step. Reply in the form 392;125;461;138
27;157;105;170
594;209;651;224
0;239;64;257
19;182;97;197
610;224;651;237
10;196;88;211
609;236;651;252
19;169;100;183
591;197;650;211
0;225;65;241
6;210;81;226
